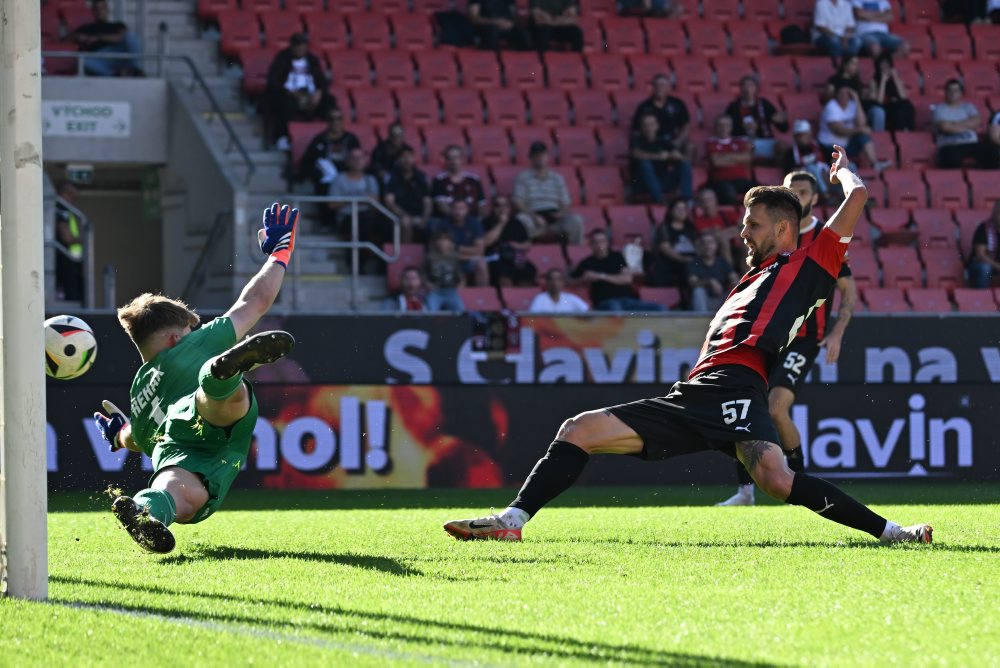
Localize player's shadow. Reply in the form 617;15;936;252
536;537;1000;553
159;544;422;576
51;574;777;667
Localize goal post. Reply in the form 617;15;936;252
0;0;49;600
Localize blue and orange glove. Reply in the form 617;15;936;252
93;400;129;452
258;202;298;268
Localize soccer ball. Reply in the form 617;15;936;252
44;315;97;380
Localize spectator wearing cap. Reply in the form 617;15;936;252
813;0;862;60
785;120;830;198
724;75;788;162
851;0;909;58
513;141;584;244
266;33;337;151
630;112;693;203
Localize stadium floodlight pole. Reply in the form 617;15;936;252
0;0;49;599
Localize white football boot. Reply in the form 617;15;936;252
715;484;756;506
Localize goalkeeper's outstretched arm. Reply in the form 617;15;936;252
825;144;868;241
225;202;298;340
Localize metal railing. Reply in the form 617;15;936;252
45;196;95;308
182;209;233;303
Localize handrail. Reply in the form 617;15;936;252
48;196;95;308
42;49;256;186
182;209;232;303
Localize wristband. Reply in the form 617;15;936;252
269;248;292;268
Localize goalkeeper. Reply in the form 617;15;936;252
93;202;298;554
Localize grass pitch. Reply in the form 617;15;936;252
3;483;998;667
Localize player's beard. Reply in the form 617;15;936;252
745;236;777;268
800;201;812;221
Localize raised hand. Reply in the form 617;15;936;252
93;400;129;452
258;202;298;267
829;144;849;185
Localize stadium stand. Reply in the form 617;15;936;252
907;287;953;312
863;287;911;313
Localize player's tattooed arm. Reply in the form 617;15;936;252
736;440;775;473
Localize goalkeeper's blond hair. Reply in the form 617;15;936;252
117;293;200;347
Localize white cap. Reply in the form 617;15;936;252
793;120;811;134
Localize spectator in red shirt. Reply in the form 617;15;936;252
705;115;755;205
382;266;428;312
692;186;737;266
430;145;488;218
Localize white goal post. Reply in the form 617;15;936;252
0;0;49;600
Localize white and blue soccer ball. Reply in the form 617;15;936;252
44;315;97;380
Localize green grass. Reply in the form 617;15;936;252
3;484;999;667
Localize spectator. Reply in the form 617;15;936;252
630;112;693;203
432;199;490;286
265;33;336;151
482;196;538;287
328;149;391;260
933;79;999;169
384;147;432;243
687;231;738;312
513;141;584;244
370;123;414;184
785;120;830;200
691;186;737;265
871;53;915;132
818;86;891;172
571;229;666;312
650;199;699;287
813;0;862;60
851;0;908;57
705;115;755;205
301;109;360;194
967;201;1000;289
430;145;488;218
824;55;886;131
424;232;467;312
54;183;85;302
529;268;590;312
71;0;143;77
725;75;789;161
631;74;693;161
382;266;428;312
529;0;583;52
468;0;533;50
618;0;683;18
989;105;1000;152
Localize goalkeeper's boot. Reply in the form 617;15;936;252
112;496;176;554
715;484;755;506
211;331;295;379
881;523;934;544
444;513;522;541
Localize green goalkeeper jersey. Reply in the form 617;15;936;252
128;316;237;456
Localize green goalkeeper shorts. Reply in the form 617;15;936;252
150;382;258;524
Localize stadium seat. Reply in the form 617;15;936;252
601;17;646;54
638;287;683;309
863;287;910;313
883;169;927;209
966;170;998;211
879;246;922;289
780;92;821;127
628;55;672;92
696;92;730;129
391;14;434;51
510;126;554;163
588;54;631;91
753;56;798;96
412;0;450;11
713;57;749;95
955;209;989;257
395;87;441;127
753;166;784;186
370;50;415;88
929;24;971;61
671;55;714;94
906;287;951;312
459;287;504;311
218;10;260;57
490;165;522;196
953;288;998;312
545;52;588;91
502;287;542;312
971;23;1000;61
845;246;880;290
580;0;616;17
569;90;615;128
415;50;460;89
612;90;648;127
565;244;592;267
330;0;364;10
553;127;600;166
440;87;485;127
576;205;609;236
258;10;302;48
908;93;938;132
893;131;935;169
284;0;322;14
42;41;81;75
526;89;572;127
288;120;326;178
467;126;511;165
303;13;348;51
918;61;961;97
902;0;940;22
198;0;238;22
868;208;915;245
370;0;408;11
239;47;278;96
456;50;502;90
921;247;965;290
580;166;624;205
849;215;875;247
348;14;391;51
422;125;466;164
553;166;583;204
925;169;969;210
742;0;781;21
59;4;95;34
326;49;371;88
795;57;834;95
526;245;569;276
699;0;739;21
783;0;815;23
594;125;630;164
385;244;426;292
606;205;653;247
352;87;396;126
481;89;528;127
957;60;999;99
891;23;932;60
685;19;727;58
729;22;769;58
501;52;545;90
642;19;686;58
40;7;63;42
912;209;957;249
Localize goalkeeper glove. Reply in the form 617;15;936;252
258;202;298;268
93;400;129;452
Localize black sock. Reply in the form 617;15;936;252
736;459;754;486
785;446;805;473
785;473;888;538
510;440;590;517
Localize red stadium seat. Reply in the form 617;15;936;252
348;14;391;51
490;164;522;196
879;246;922;289
42;42;79;76
671;55;714;94
966;170;998;211
752;56;798;96
883;169;927;209
391;14;434;51
925;169;968;210
326;49;370;88
395;87;440;127
467;126;511;165
459;287;504;311
510;126;553;163
385;244;426;291
288;120;326;178
863;287;910;313
566;244;592;267
955;209;988;257
601;17;646;54
697;92;731;129
912;209;957;249
908;94;938;132
259;10;302;49
642;19;687;58
958;61;998;99
795;57;834;95
891;23;932;60
580;166;624;205
971;23;1000;61
743;0;781;21
41;7;62;42
526;89;571;128
595;125;630;164
953;288;998;312
576;16;605;54
729;22;769;58
370;0;409;11
569;90;615;128
576;205;609;236
284;0;323;14
553;166;583;204
218;10;260;57
415;50;460;89
918;61;960;97
580;0;617;17
545;52;588;91
329;0;365;11
713;57;748;95
845;246;879;290
638;287;683;309
553;126;600;166
422;125;466;164
780;92;821;127
370;50;415;88
482;89;528;127
894;131;936;169
699;0;739;20
685;19;727;57
440;87;485;127
783;0;815;23
901;0;940;23
501;52;544;90
866;130;896;167
198;0;238;22
929;24;971;61
239;47;278;96
526;245;570;275
412;0;450;11
244;0;279;14
303;13;348;51
921;247;965;290
606;205;653;247
612;89;648;127
502;287;542;312
456;50;502;89
628;55;672;93
848;215;875;247
352;87;396;126
869;207;916;245
587;54;630;92
60;5;95;34
905;288;950;312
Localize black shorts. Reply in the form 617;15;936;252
607;365;781;461
767;339;821;394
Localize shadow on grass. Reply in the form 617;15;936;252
159;544;421;576
50;574;778;667
534;537;1000;553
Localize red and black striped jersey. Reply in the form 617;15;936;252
795;217;852;343
689;225;849;382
